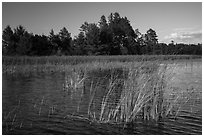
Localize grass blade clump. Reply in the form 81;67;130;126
86;61;169;125
113;62;166;123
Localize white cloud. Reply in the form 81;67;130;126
173;27;196;32
164;29;202;44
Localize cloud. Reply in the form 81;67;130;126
182;31;202;39
164;29;202;44
173;27;196;32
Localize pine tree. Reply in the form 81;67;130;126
59;27;72;55
2;25;14;55
145;28;158;54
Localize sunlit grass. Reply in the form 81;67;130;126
2;55;201;74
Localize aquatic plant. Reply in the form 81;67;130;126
3;55;201;133
64;71;86;92
87;62;164;123
3;55;200;74
85;61;197;126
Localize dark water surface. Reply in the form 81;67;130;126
2;61;202;135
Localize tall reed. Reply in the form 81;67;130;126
86;61;174;125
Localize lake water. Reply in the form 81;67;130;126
2;60;202;135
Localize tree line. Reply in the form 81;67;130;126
2;12;202;56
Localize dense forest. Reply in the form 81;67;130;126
2;12;202;56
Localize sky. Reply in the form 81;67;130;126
2;2;202;44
